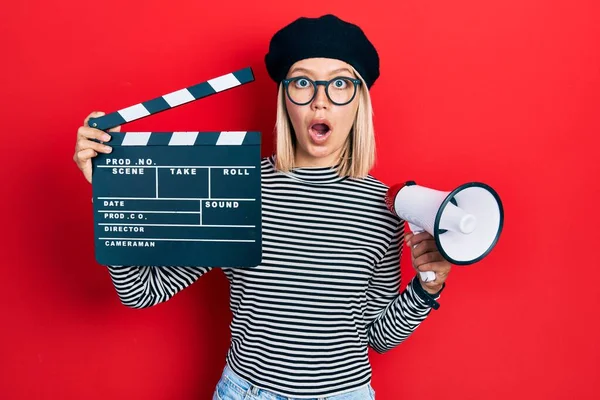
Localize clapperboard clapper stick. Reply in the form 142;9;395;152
90;67;262;268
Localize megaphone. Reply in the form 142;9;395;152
385;181;504;282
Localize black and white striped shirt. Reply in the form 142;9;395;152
106;155;435;398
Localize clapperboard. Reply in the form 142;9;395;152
89;67;261;268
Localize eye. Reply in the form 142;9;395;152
332;78;348;89
294;78;311;88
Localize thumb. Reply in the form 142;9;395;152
84;111;105;127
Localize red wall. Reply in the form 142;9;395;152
2;1;599;399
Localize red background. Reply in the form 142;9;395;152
1;0;599;399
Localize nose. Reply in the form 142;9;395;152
311;84;329;110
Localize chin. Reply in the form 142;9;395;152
298;144;340;165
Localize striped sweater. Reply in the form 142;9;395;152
106;155;435;398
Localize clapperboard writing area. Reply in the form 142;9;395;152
89;67;262;268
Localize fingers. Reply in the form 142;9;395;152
74;122;112;170
419;272;446;292
73;148;98;166
415;260;450;275
76;134;112;153
77;126;112;143
405;230;452;292
74;111;116;184
409;239;438;259
406;231;433;247
413;250;445;269
80;111;119;143
416;261;451;290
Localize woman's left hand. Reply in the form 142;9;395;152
405;231;452;295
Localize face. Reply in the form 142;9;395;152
284;58;360;167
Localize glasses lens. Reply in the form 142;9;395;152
287;78;315;104
327;78;356;105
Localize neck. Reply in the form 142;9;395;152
294;149;342;168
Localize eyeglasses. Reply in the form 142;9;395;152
282;76;362;106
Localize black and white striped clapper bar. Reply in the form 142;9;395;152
89;67;261;268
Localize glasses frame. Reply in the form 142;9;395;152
282;76;362;106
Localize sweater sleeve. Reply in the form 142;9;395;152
365;223;434;353
105;265;213;309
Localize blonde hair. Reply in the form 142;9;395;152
274;68;376;179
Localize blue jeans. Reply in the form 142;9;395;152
213;363;376;400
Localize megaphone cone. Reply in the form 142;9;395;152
385;181;504;281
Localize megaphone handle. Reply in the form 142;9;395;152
407;222;437;283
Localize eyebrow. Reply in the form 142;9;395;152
289;67;354;77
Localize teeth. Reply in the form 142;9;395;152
311;123;330;139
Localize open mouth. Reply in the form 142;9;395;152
309;121;332;142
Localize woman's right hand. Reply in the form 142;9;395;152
73;111;121;184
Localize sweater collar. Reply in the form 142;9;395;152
267;154;347;184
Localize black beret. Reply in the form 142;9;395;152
264;14;380;89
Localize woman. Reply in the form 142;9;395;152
73;14;451;400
